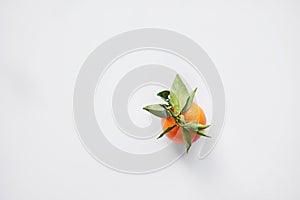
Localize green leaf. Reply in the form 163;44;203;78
143;104;170;118
182;128;192;153
157;124;177;139
181;88;197;113
182;122;210;132
170;74;189;114
157;90;170;102
182;122;211;138
195;130;211;138
169;91;180;114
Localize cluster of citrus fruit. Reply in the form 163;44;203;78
143;74;210;153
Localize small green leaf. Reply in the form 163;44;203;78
157;124;177;139
157;90;170;102
182;122;210;132
182;88;197;113
182;128;192;153
143;104;170;118
169;91;180;114
170;74;189;114
195;130;211;138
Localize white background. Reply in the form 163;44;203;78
1;0;300;199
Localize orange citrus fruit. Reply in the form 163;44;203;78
161;102;206;144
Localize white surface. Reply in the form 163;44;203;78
1;0;300;199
